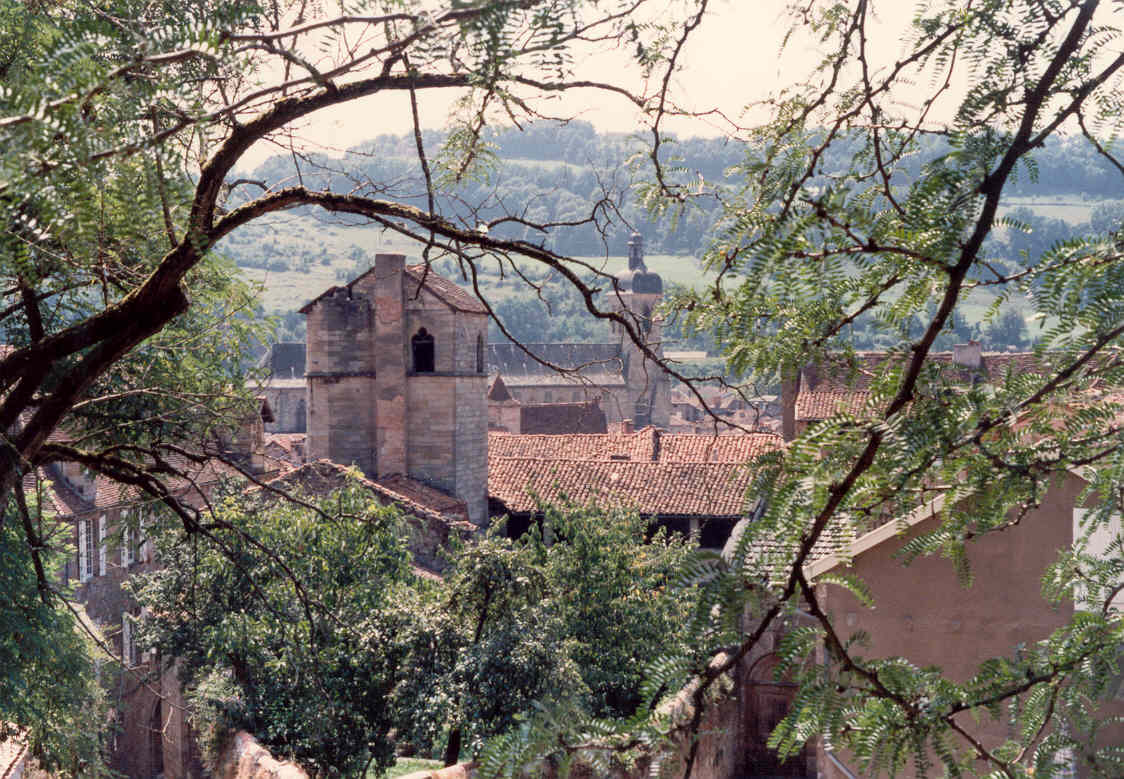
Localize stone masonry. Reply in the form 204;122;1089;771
301;255;489;523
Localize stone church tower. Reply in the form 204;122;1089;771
301;254;489;523
610;233;672;429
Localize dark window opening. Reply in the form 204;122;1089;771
412;328;435;373
476;333;485;374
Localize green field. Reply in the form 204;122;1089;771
367;757;444;778
232;196;1092;331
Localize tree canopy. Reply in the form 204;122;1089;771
6;0;1124;777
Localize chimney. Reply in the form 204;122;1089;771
374;253;407;477
953;340;983;370
621;418;633;434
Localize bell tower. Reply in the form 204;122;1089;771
610;233;671;429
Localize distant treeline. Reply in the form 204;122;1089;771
236;123;1124;356
235;122;1124;261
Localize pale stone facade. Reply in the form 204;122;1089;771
302;254;489;524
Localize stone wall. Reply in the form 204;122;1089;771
262;384;306;434
454;374;488;523
307;375;377;473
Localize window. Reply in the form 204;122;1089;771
78;519;93;582
98;515;107;575
412;328;435;373
476;333;484;374
121;613;136;667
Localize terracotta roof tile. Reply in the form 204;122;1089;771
488;459;754;518
404;264;487;314
488;429;781;463
261;461;473;529
795;390;871;421
657;433;782;462
264;433;307;467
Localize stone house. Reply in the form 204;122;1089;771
488;427;782;546
258;342;307;434
803;470;1124;778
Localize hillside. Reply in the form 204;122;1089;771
220;123;1124;351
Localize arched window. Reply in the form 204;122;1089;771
412;328;435;373
476;333;485;374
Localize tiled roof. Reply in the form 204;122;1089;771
520;401;607;435
795;349;1055;421
263;433;306;466
657;433;782;462
404;264;487;314
486;342;624;378
488;429;782;463
260;460;473;528
375;473;473;527
299;262;487;314
795;390;871;421
488;459;755;518
260;342;306;379
802;349;1049;393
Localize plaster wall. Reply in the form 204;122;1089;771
817;473;1120;778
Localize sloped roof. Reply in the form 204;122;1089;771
795;349;1054;422
486;342;624;378
261;342;306;379
258;460;473;528
520;401;607;435
488;429;782;463
489;459;754;518
263;433;306;467
404;264;487;313
657;432;782;462
299;262;486;315
795;390;871;421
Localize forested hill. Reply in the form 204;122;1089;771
226;122;1124;271
222;123;1124;351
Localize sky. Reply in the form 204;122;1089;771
238;0;930;168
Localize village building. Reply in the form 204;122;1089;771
484;232;672;429
258;341;307;434
48;254;1124;778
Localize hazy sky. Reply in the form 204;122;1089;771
239;1;933;168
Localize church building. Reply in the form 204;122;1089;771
484;232;672;429
300;253;490;524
